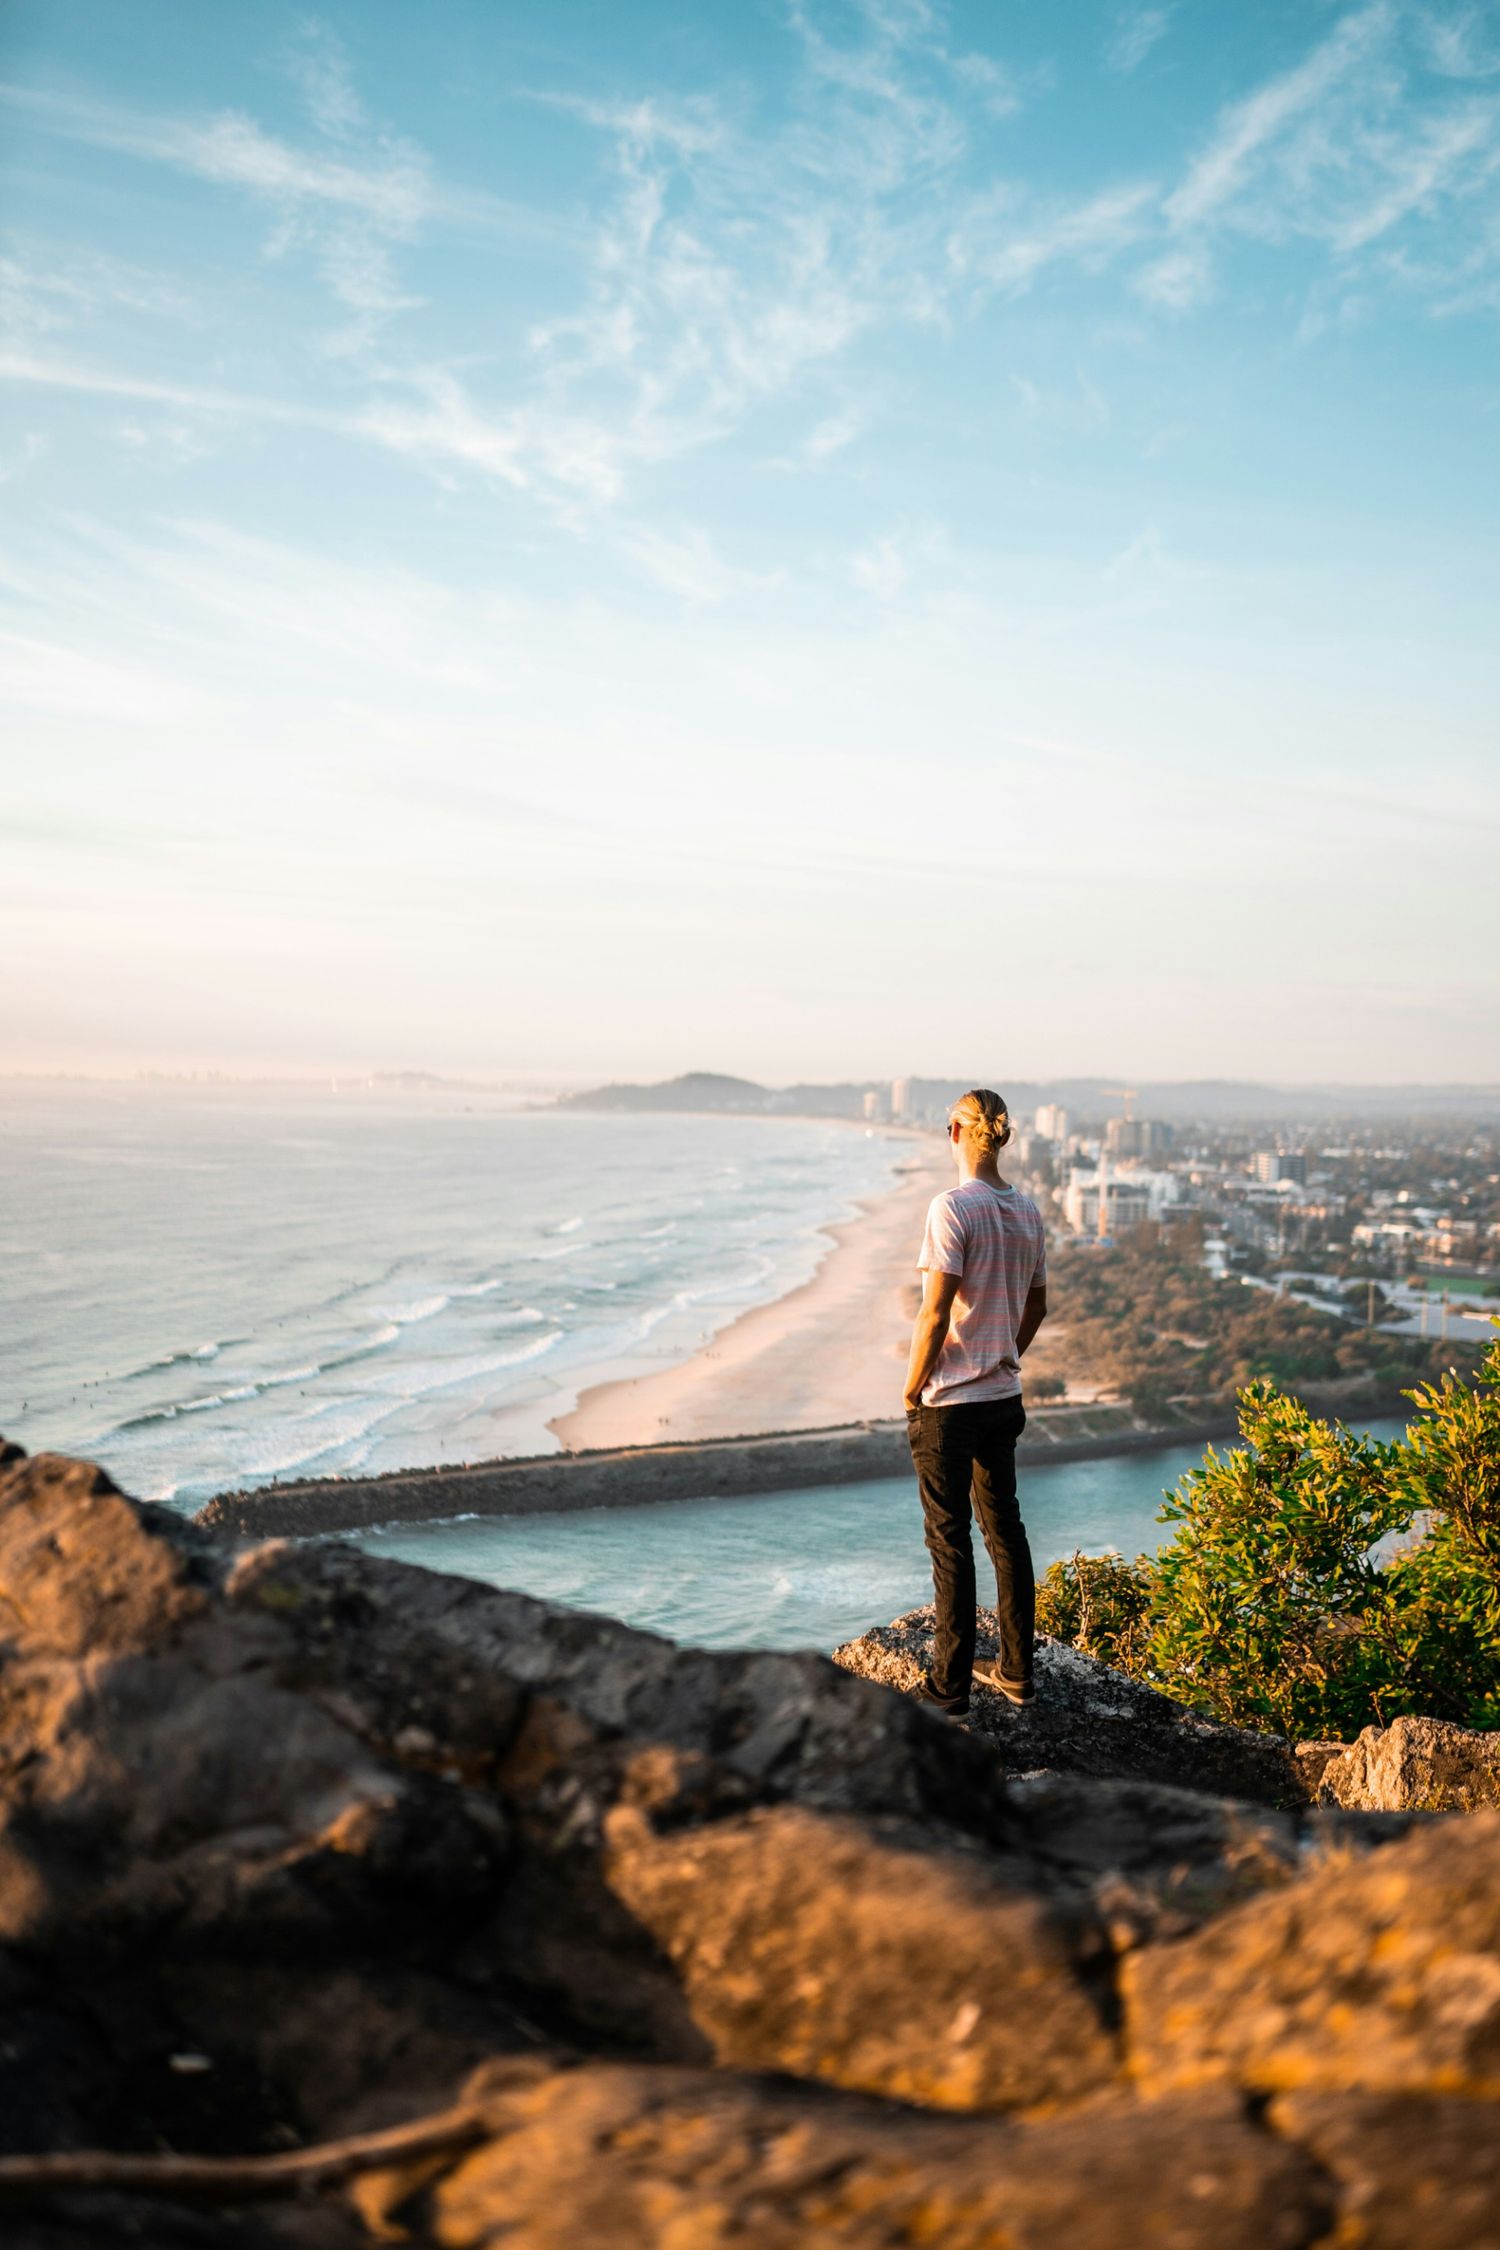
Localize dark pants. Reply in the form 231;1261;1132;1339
907;1395;1033;1706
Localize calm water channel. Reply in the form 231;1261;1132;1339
356;1420;1406;1652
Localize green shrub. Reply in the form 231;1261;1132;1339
1401;1353;1500;1567
1039;1326;1500;1740
1036;1548;1154;1673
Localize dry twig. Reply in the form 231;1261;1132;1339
0;2095;499;2205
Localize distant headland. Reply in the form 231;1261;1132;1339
556;1070;1500;1124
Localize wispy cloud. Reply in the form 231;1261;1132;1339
0;430;46;483
956;181;1157;292
6;0;1499;548
484;4;1099;527
1419;6;1500;80
1152;4;1500;311
850;531;911;601
2;81;431;226
0;246;196;341
1132;242;1211;310
803;408;866;462
1;65;432;353
1009;367;1110;428
0;629;206;723
1326;100;1499;251
0;347;333;428
1165;5;1396;230
1105;8;1172;76
847;519;955;605
283;19;372;143
618;525;780;604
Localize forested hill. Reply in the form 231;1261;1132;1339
557;1072;775;1112
556;1071;886;1116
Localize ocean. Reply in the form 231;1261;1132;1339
1;1082;907;1510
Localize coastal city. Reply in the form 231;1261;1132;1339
563;1066;1499;1418
576;1067;1500;1298
884;1077;1500;1391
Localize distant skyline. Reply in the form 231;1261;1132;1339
2;0;1498;1084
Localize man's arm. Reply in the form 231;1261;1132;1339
904;1268;961;1412
1015;1283;1047;1359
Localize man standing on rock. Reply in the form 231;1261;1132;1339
903;1089;1048;1718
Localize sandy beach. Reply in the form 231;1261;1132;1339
549;1136;953;1450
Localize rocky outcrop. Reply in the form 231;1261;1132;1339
1317;1713;1500;1812
2;1437;1499;2248
1267;2091;1500;2250
358;2065;1335;2250
834;1606;1306;1805
1125;1808;1500;2099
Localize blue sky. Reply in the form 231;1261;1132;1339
2;0;1497;1083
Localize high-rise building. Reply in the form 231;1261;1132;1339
890;1076;913;1120
1254;1151;1307;1185
1105;1117;1174;1161
1063;1167;1184;1235
862;1089;886;1123
1034;1103;1068;1144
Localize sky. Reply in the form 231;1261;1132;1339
2;0;1498;1087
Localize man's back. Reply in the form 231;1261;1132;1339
917;1179;1047;1406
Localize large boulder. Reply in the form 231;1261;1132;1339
1123;1809;1500;2098
1268;2091;1500;2250
596;1801;1118;2111
834;1607;1304;1806
1317;1714;1500;1812
364;2063;1333;2250
0;1453;512;1957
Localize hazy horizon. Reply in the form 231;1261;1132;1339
6;1065;1500;1112
3;0;1498;1084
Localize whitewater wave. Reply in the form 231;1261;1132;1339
64;1117;910;1512
494;1330;564;1370
105;1293;548;1442
118;1339;233;1382
179;1385;260;1414
620;1259;779;1351
376;1294;451;1327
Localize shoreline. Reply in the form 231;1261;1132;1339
547;1135;952;1452
191;1381;1417;1540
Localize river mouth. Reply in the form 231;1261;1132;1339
351;1419;1409;1652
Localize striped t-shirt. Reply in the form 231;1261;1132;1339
917;1180;1048;1406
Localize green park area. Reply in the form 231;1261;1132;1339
1039;1219;1479;1421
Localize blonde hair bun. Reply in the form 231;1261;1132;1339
951;1088;1011;1154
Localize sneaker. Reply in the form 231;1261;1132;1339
914;1674;970;1718
972;1664;1035;1707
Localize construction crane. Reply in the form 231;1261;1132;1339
1103;1086;1138;1121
